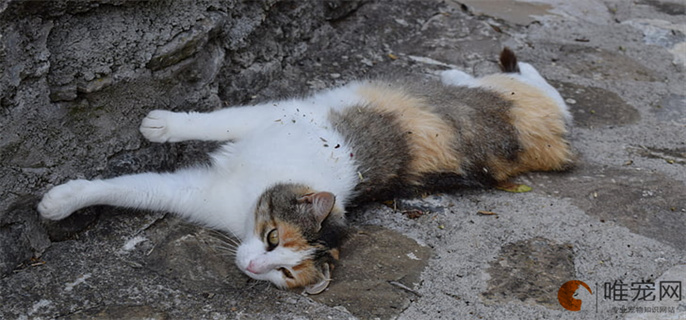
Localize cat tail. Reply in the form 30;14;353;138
499;47;520;73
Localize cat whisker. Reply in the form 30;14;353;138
209;230;233;242
206;233;241;252
212;241;238;248
200;230;241;258
217;252;237;258
216;227;242;242
213;248;237;255
220;250;236;255
210;244;238;255
208;229;241;247
214;244;237;250
245;278;268;291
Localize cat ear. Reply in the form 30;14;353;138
298;192;336;227
303;262;332;295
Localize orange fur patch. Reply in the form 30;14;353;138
280;222;310;250
479;74;573;180
292;261;311;272
358;84;462;181
286;259;322;288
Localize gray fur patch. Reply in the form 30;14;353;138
329;106;413;202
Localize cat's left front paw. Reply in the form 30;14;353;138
140;110;177;143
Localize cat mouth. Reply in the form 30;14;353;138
302;262;332;295
241;267;279;283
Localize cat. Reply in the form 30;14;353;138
38;48;574;294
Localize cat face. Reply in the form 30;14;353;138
236;184;346;294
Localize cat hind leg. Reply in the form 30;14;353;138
440;69;479;87
517;62;546;83
516;62;573;122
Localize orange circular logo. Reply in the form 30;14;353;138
558;280;593;311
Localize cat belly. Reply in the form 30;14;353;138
211;122;359;208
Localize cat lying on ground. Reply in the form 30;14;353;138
38;48;573;294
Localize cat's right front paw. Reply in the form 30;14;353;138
38;180;91;220
140;110;177;143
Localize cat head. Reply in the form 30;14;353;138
236;183;348;294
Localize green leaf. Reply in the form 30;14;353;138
496;182;533;193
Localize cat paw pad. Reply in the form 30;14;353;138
38;180;90;220
140;110;176;143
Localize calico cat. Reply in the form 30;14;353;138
38;48;573;294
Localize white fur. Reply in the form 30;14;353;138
38;81;367;286
511;62;572;122
439;69;479;88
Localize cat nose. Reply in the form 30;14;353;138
246;260;266;274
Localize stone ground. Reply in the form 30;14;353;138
1;0;685;319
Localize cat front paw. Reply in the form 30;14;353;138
38;180;91;220
140;110;177;143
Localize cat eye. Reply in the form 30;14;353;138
278;267;294;279
266;228;279;249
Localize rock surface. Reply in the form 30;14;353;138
1;0;685;319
